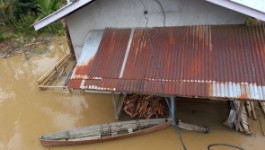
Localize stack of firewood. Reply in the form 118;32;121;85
122;94;168;119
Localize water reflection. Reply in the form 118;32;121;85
0;87;15;103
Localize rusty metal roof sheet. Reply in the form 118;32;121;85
68;25;265;101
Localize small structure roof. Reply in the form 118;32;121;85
68;25;265;101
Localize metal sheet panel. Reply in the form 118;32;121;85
69;25;265;101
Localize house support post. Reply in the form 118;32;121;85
112;93;119;120
62;19;76;60
112;93;125;121
235;101;244;131
170;96;176;126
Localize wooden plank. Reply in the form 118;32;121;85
39;57;71;86
38;54;70;82
38;54;71;85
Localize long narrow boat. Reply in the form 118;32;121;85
40;118;171;147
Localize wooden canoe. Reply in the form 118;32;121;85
40;118;171;147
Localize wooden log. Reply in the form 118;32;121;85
122;94;167;119
39;85;68;89
178;120;209;133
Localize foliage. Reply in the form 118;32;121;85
0;0;65;40
36;0;64;35
0;0;16;24
14;14;37;35
36;0;62;19
0;31;3;42
13;0;39;21
0;30;16;42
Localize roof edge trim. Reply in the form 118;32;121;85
33;0;93;31
206;0;265;22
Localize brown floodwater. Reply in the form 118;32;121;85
0;36;264;150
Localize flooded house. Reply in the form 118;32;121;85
33;0;265;140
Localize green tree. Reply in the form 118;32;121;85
36;0;62;20
13;0;39;20
36;0;64;34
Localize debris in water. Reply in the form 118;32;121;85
178;120;209;133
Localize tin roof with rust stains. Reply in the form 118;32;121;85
68;25;265;101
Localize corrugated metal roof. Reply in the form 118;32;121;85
68;25;265;101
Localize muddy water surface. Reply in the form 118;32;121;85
0;36;264;150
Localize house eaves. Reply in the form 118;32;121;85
33;0;93;31
207;0;265;22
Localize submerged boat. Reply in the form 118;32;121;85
40;118;171;146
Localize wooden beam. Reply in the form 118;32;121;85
235;101;244;131
259;102;265;116
241;105;250;134
62;19;76;60
250;102;257;120
117;94;125;118
112;93;119;120
245;101;252;117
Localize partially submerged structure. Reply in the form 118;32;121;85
34;0;265;133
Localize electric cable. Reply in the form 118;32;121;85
141;1;187;150
153;0;166;26
207;143;245;150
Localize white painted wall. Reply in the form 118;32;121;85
66;0;246;59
